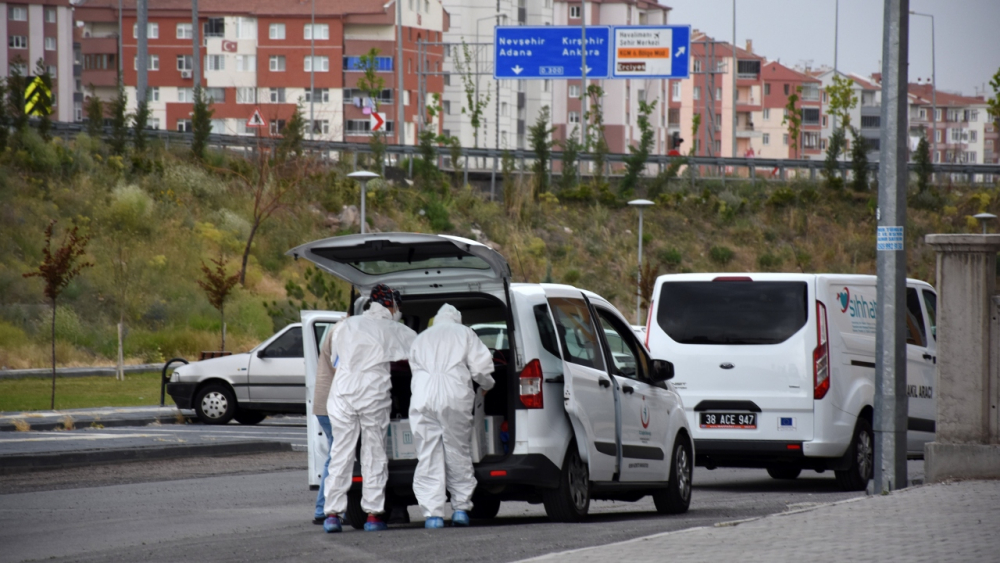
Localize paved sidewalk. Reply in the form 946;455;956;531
524;479;1000;563
0;405;188;432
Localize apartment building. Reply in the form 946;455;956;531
907;83;991;165
814;69;882;159
2;0;76;122
74;0;447;143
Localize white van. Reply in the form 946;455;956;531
290;233;693;526
645;273;937;491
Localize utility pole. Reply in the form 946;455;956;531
192;0;200;90
396;0;405;148
310;0;315;142
731;0;737;159
580;0;588;148
874;0;909;495
832;0;839;135
117;0;123;78
137;0;147;103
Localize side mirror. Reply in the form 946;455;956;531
256;349;267;359
650;359;675;382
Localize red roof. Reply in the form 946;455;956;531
908;83;986;107
80;0;389;17
762;61;820;84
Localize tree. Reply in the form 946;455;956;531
109;81;130;156
620;99;657;197
191;85;214;161
585;85;610;195
823;126;846;189
559;128;582;194
987;67;1000;133
415;94;444;192
826;74;858;131
356;48;387;173
527;106;556;200
849;127;869;192
0;78;9;151
197;255;240;351
783;86;803;158
277;102;306;162
8;57;29;134
85;87;104;140
455;40;491;152
33;59;53;140
133;98;151;153
914;130;932;193
22;220;92;409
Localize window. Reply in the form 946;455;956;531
9;62;28;76
270;120;287;135
269;55;286;71
919;108;927;120
443;100;451;114
569;111;580;123
764;83;771;96
269;23;285;40
948;109;961;122
304;56;329;72
934;108;942;121
133;23;158;39
205;55;225;71
45;37;56;51
46;65;57;79
9;36;27;49
548;298;605;371
934;129;941;142
346;119;394;135
202;88;224;103
903;288;927;347
965;151;977;163
969;130;977;143
204;18;224;38
951;128;963;142
693;87;700;100
264;327;304;358
822;115;828;127
921;290;937;341
544;80;550;93
45;7;56;23
235;55;256;71
763;108;770;120
933;151;940;163
210;119;226;135
802;108;820;125
304;24;329;40
304;88;329;103
969;110;979;122
597;309;647;381
235;17;255;40
783;133;789;145
177;119;192;132
236;87;256;104
343;56;393;72
443;74;450;86
312;120;330;135
715;87;721;100
176;55;193;71
783;83;789;95
672;82;681;101
146;87;160;102
987;139;994;150
570;5;581;18
501;102;508;116
655;281;808;345
803;132;820;149
269;88;285;103
800;83;819;101
569;85;580;98
177;23;193;39
9;6;27;20
133;55;158;70
149;117;160;130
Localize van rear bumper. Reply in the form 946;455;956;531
695;439;851;470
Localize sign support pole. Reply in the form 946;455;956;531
874;0;909;494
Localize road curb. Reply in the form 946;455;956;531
0;414;190;433
0;364;165;380
0;440;293;474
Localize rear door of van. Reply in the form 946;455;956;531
301;311;346;488
648;274;816;446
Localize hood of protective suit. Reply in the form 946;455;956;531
434;304;462;325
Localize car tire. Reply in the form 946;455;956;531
469;497;502;520
542;441;590;522
766;466;802;480
346;491;366;530
835;417;874;492
652;436;692;514
234;410;267;425
194;384;237;425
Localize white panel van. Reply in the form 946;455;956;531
645;273;937;491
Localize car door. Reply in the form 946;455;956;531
245;325;306;407
302;311;346;488
905;286;936;455
594;304;673;482
545;287;619;482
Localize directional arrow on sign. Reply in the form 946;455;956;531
675;46;686;58
582;66;593;74
370;111;385;132
512;65;523;75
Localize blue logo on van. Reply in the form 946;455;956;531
837;287;877;319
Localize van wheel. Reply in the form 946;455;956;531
543;441;590;522
194;384;236;425
836;418;874;491
652;437;692;514
346;491;366;530
766;466;802;480
470;497;502;519
234;410;267;425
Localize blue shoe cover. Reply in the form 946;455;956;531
425;517;445;529
323;516;342;533
452;510;470;526
364;515;388;532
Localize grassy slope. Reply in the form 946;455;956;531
1;130;996;370
0;372;163;412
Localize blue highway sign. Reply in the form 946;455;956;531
494;25;611;79
611;25;691;79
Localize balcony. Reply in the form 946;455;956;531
80;36;117;55
736;59;760;81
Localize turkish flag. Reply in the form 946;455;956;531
222;40;237;52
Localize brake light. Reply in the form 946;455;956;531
813;301;830;399
489;470;508;477
787;444;802;450
352;476;363;483
519;359;543;409
713;276;753;282
645;299;654;351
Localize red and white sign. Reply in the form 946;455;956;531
370;112;386;132
247;108;267;128
222;40;238;52
745;147;756;158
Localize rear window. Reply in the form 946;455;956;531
313;241;492;275
657;281;808;345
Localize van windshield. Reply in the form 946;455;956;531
657;281;808;345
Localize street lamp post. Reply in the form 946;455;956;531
628;199;655;325
348;171;380;234
910;11;936;164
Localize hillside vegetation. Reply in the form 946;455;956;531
1;128;997;369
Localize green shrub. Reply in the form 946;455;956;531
757;252;782;271
658;247;683;267
709;246;735;265
562;269;581;284
424;197;454;232
767;187;797;208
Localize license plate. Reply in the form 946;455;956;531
700;412;757;429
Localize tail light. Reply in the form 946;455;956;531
645;299;654;351
519;359;543;409
813;301;830;399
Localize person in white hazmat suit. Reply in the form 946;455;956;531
408;303;495;528
322;284;416;533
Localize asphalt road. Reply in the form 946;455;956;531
0;446;925;563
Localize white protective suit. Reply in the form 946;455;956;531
323;302;417;516
408;304;496;518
